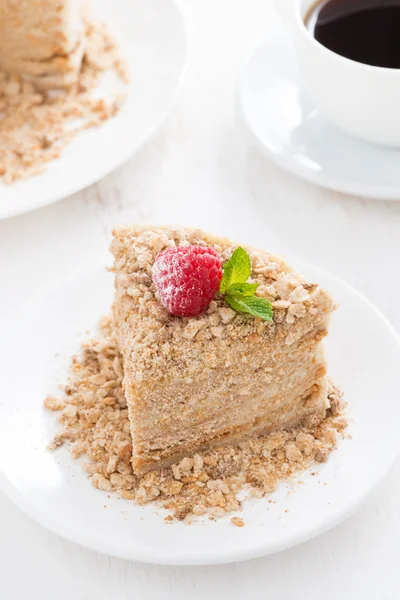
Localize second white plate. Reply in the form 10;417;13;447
239;25;400;200
0;0;188;219
1;260;400;564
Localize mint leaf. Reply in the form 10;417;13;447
227;282;259;297
219;246;273;322
225;295;273;322
219;247;251;294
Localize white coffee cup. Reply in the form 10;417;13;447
276;0;400;147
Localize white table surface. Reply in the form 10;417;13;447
2;1;400;597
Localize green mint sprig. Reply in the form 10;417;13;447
219;247;273;322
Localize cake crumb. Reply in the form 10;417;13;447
44;396;65;411
45;319;348;523
231;517;245;527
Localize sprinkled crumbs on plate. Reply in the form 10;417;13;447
45;317;348;524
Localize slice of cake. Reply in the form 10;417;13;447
111;225;337;475
0;0;85;88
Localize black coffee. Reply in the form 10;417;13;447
306;0;400;68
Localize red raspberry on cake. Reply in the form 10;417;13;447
152;245;223;317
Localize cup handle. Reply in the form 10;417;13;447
273;0;296;29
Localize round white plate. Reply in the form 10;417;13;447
239;26;400;200
1;260;400;565
0;0;188;220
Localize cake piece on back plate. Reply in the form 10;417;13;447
111;225;337;475
0;0;85;89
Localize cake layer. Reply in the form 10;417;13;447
111;225;337;474
131;342;327;449
133;368;329;468
133;380;329;473
0;0;85;88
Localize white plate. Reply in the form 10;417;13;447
1;260;400;565
239;25;400;200
0;0;188;220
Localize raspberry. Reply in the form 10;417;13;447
152;245;223;317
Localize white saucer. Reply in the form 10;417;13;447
0;0;188;220
239;27;400;200
1;259;400;565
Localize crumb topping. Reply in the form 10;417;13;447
111;225;337;383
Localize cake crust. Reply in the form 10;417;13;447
111;225;337;474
